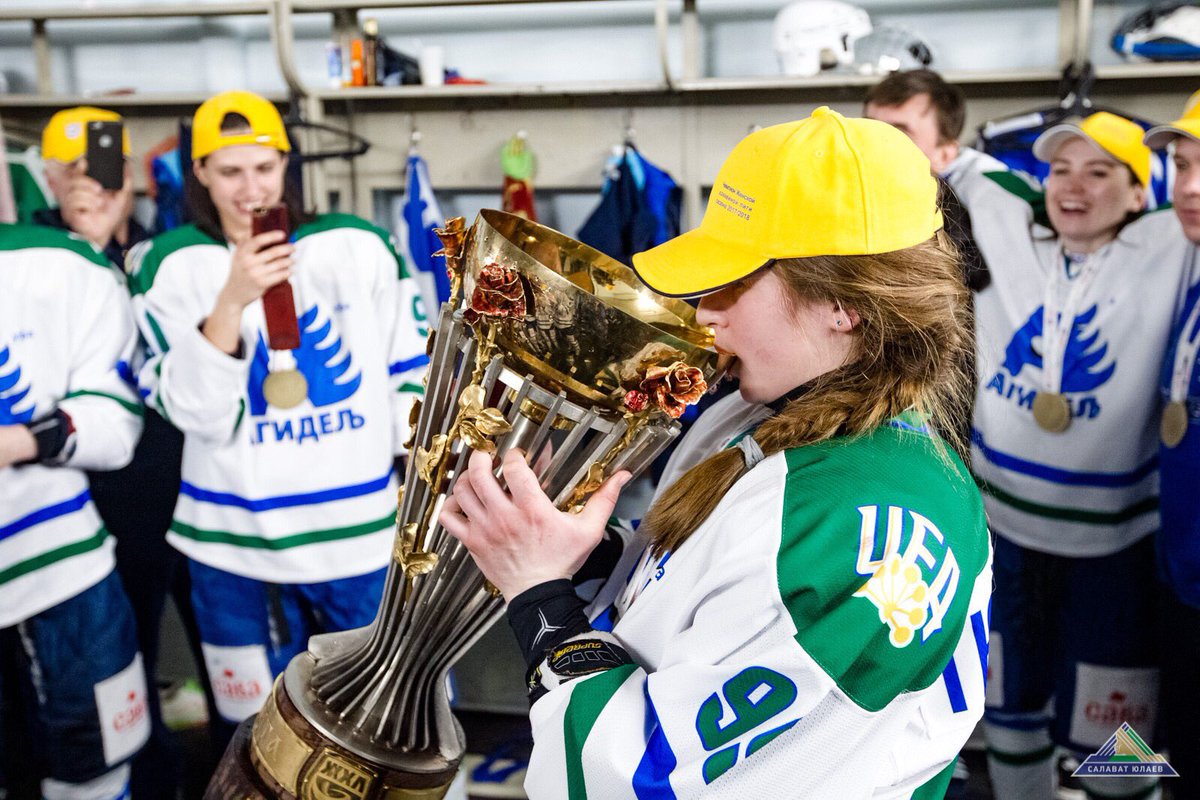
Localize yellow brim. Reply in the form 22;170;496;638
631;227;774;298
1145;121;1200;149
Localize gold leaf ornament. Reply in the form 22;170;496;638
456;383;513;453
416;434;449;484
393;523;440;579
575;462;607;497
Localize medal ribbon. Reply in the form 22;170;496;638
1041;251;1101;396
1169;294;1200;404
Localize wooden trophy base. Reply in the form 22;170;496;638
205;677;457;800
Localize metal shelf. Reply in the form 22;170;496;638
1;62;1194;113
0;92;288;110
0;2;270;21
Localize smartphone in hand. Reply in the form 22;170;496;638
252;204;300;350
85;121;125;191
251;203;290;241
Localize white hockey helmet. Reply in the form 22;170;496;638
773;1;873;77
853;24;935;74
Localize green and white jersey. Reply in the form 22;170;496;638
527;394;992;799
127;215;429;584
0;224;142;627
955;170;1194;557
7;146;53;224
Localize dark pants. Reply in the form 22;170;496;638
0;572;147;789
1159;584;1200;799
88;410;219;798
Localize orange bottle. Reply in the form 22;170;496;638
349;39;365;87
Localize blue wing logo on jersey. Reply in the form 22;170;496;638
247;306;362;416
0;346;35;424
1002;305;1115;392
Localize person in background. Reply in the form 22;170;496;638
957;110;1191;800
0;224;149;800
37;107;148;266
127;90;429;753
38;105;201;798
442;108;991;799
864;68;1000;292
1144;104;1200;800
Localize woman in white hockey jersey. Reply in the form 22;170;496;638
0;225;150;800
127;91;429;747
441;108;993;799
954;112;1193;800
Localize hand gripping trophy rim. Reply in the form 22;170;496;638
223;211;722;800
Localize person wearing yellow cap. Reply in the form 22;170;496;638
125;90;430;753
1143;105;1200;800
35;106;148;267
440;107;991;798
950;111;1192;800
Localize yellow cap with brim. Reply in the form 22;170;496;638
191;90;291;161
1144;119;1200;149
41;107;131;164
1032;111;1151;188
631;107;943;298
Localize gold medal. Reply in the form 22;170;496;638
1032;392;1071;433
1161;401;1189;448
262;369;308;409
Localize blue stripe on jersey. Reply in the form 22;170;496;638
389;354;430;375
632;683;678;799
942;657;968;713
591;605;618;632
971;610;989;682
0;490;91;543
971;428;1157;487
179;472;391;512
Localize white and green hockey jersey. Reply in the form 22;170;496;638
0;224;142;627
127;215;429;584
527;394;993;799
955;170;1194;557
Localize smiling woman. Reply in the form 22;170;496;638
440;107;993;799
124;89;431;755
953;109;1196;800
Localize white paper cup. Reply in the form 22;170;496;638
419;46;445;86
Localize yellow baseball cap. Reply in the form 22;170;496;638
1144;90;1200;149
41;107;131;164
1032;112;1151;188
191;90;291;160
630;107;943;298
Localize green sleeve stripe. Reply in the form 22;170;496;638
0;223;111;268
295;213;411;279
64;389;144;417
976;478;1158;525
150;361;173;423
909;759;957;800
169;511;395;550
0;527;108;586
982;171;1051;229
396;382;424;394
232;398;246;435
563;663;639;800
128;225;221;296
145;312;170;353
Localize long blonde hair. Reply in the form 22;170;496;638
644;231;972;556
